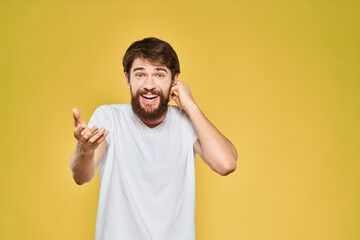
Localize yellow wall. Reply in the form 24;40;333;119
1;0;359;239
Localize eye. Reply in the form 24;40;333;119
156;73;165;78
135;73;145;78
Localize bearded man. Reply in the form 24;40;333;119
70;37;237;240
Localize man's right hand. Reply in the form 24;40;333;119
72;108;109;152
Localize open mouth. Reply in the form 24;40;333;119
140;94;159;104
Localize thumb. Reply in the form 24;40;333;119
72;108;84;127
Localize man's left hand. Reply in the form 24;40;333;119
170;82;196;112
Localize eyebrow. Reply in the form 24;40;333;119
133;67;145;72
155;68;168;73
132;67;168;73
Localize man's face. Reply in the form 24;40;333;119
126;58;177;122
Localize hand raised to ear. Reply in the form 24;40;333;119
170;82;196;112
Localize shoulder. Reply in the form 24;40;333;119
93;104;130;115
89;104;131;129
169;105;192;124
169;105;186;117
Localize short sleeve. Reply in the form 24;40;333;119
182;110;198;155
88;105;112;145
176;106;198;149
187;118;199;160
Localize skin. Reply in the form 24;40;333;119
125;58;178;128
70;58;237;185
70;109;109;185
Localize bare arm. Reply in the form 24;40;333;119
70;108;109;185
170;82;237;176
189;105;237;176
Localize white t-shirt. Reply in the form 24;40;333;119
88;104;198;240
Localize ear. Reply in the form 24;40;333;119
171;73;179;86
125;72;131;88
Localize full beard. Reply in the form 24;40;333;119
131;86;171;123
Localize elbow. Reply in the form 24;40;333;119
74;178;86;185
219;164;236;176
70;163;95;186
73;176;92;185
218;146;238;176
72;172;93;185
75;180;84;186
218;159;237;176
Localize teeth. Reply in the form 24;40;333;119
142;95;158;99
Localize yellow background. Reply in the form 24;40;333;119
1;0;359;239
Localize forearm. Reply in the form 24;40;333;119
70;144;96;185
185;103;237;175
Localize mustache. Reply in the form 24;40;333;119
136;88;161;96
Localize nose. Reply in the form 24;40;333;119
143;75;156;91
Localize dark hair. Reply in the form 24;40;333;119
123;37;180;80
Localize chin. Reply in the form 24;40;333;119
140;101;160;112
132;97;169;122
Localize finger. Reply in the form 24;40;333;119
171;85;179;92
72;108;83;127
87;128;106;144
81;125;99;141
95;130;109;144
74;124;87;140
170;85;179;97
171;93;180;106
80;125;99;143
